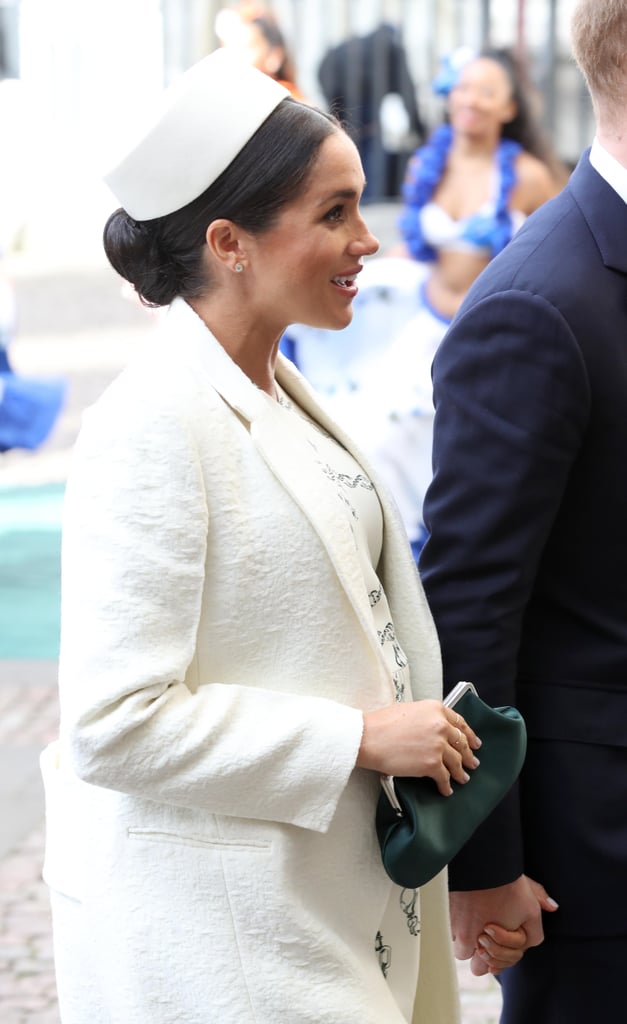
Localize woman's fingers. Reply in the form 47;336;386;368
438;707;483;793
448;723;482;774
442;744;469;790
357;699;482;788
476;923;527;973
447;709;482;751
443;716;481;786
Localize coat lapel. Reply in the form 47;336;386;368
277;358;444;698
570;152;627;275
163;299;391;672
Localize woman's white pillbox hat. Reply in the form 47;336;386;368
104;48;289;221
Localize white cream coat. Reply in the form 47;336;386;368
41;298;460;1023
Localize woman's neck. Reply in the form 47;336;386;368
187;296;281;398
450;130;502;161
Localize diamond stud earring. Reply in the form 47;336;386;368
234;262;244;273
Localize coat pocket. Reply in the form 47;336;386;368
127;828;272;853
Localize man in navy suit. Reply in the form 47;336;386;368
419;1;627;1020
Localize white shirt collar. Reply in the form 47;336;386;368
589;137;627;204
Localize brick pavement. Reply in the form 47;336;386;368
0;219;503;1022
0;675;59;1024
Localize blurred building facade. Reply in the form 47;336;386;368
0;0;591;254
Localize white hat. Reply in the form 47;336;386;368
104;48;289;221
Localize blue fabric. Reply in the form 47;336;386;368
279;333;298;367
431;48;476;97
0;372;66;452
410;523;429;563
398;124;522;262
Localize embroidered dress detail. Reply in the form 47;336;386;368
378;622;409;669
321;468;375;493
400;889;421;937
375;930;392;978
392;671;406;703
270;386;419;1010
271;386;411;701
318;463;375;521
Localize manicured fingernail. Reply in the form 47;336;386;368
472;757;480;768
485;928;496;939
462;772;470;782
546;897;559;909
477;936;490;949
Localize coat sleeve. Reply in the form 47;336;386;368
58;382;364;834
420;287;590;888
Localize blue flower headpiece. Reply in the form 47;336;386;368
431;47;476;96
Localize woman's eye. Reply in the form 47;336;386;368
325;205;344;222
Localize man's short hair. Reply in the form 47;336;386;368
571;0;627;128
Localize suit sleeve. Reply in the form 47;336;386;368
420;288;590;888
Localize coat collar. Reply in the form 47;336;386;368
162;298;407;686
569;150;627;275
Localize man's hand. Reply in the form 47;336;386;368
450;874;559;975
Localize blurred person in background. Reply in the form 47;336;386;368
284;46;565;559
215;1;306;100
318;22;425;202
395;46;564;320
420;0;627;1020
39;47;525;1024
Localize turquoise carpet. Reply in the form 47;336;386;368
0;483;64;659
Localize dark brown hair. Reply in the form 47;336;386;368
103;99;338;307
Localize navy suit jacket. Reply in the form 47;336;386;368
420;151;627;936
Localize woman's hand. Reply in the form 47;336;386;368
356;699;481;795
475;923;527;974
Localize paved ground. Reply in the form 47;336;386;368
0;206;503;1022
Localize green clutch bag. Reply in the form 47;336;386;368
375;682;527;889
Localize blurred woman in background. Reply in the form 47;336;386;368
215;2;306;99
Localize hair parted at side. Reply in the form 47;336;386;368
571;0;627;127
103;99;339;307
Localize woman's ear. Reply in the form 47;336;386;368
205;219;248;274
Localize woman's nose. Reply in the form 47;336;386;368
351;221;379;257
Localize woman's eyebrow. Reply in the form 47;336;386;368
316;187;360;206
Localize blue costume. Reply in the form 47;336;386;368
399;123;522;261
